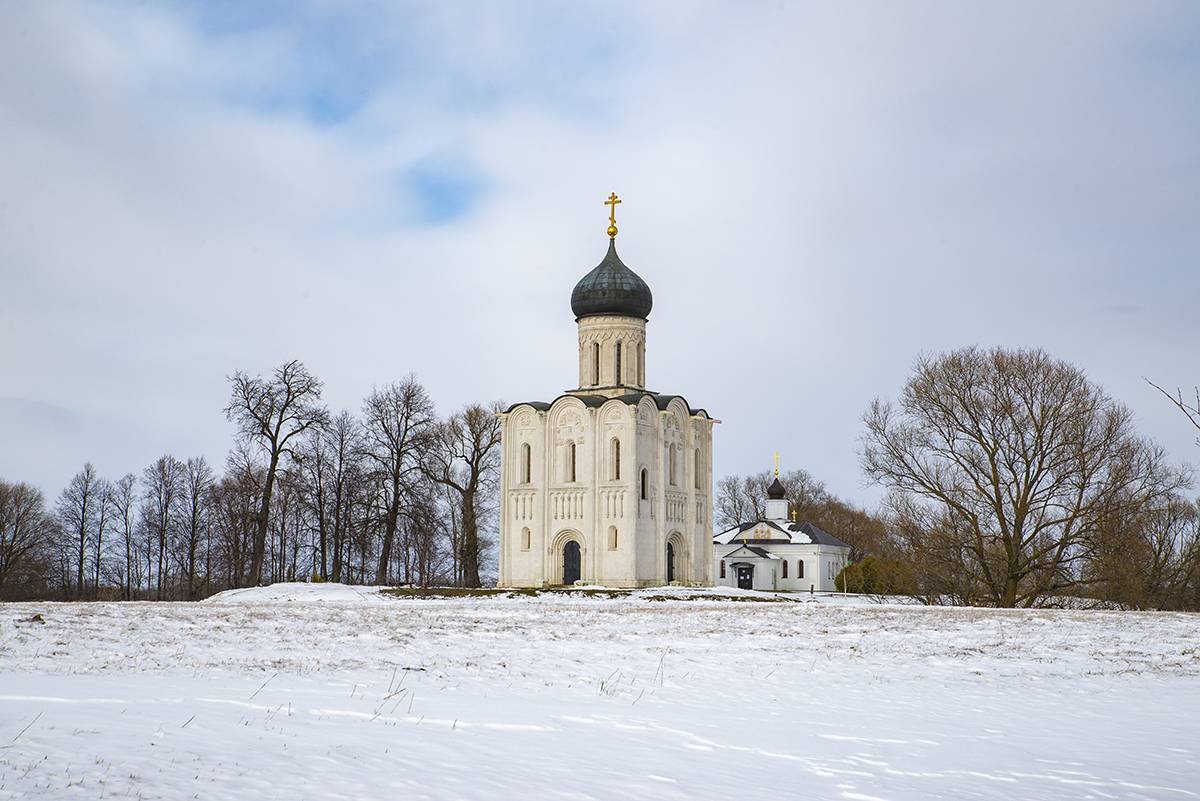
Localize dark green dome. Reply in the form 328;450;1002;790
570;239;653;320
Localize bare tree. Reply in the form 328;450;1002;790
0;480;54;599
714;469;830;531
142;455;185;600
861;346;1192;607
1148;381;1200;449
211;448;264;590
361;376;436;585
55;463;102;600
108;474;139;599
424;401;503;588
295;410;364;582
225;360;328;586
178;457;214;599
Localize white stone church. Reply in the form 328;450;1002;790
496;204;716;587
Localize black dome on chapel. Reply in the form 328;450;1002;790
571;239;653;320
767;477;786;500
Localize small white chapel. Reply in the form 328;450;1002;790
712;471;851;592
496;195;716;588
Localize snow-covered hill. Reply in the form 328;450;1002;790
2;585;1198;799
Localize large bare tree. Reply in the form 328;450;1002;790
225;360;328;586
0;480;54;599
425;401;503;588
861;346;1192;607
361;376;436;585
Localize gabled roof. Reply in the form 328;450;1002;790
722;545;778;560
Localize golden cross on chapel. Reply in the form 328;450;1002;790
773;451;780;477
605;193;621;238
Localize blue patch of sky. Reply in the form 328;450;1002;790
404;155;487;225
161;1;642;128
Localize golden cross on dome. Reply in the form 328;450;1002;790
773;451;780;476
605;193;621;238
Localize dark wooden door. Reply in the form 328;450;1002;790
563;541;581;585
737;565;753;590
666;542;675;583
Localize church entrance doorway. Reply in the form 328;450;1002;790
666;542;676;583
563;541;581;585
736;564;753;590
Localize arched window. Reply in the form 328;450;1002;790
720;559;726;579
669;444;677;486
611;438;620;480
637;342;644;386
615;341;622;384
694;449;701;489
521;527;531;551
568;442;577;483
592;342;600;385
521;443;531;484
608;525;618;550
797;560;804;579
640;468;648;500
782;560;788;579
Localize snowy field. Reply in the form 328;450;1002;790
2;585;1199;800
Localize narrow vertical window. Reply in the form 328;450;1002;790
609;526;618;550
669;444;677;486
612;439;620;480
568;442;577;483
615;341;622;385
782;560;788;579
720;560;726;579
797;560;804;579
694;449;701;489
638;342;644;386
593;342;600;385
521;527;531;551
522;443;531;484
640;468;648;500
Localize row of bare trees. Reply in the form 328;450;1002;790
0;361;502;601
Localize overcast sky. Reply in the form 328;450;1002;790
2;1;1198;508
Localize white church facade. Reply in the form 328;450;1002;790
713;475;851;592
496;198;716;588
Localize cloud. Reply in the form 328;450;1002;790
1;0;1198;504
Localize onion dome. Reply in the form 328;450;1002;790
570;239;653;320
767;477;786;500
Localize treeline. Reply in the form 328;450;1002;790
0;361;502;601
719;347;1200;611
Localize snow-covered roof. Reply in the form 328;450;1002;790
714;519;850;548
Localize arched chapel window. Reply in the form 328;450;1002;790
720;560;726;579
522;443;531;484
797;560;804;579
782;560;788;579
